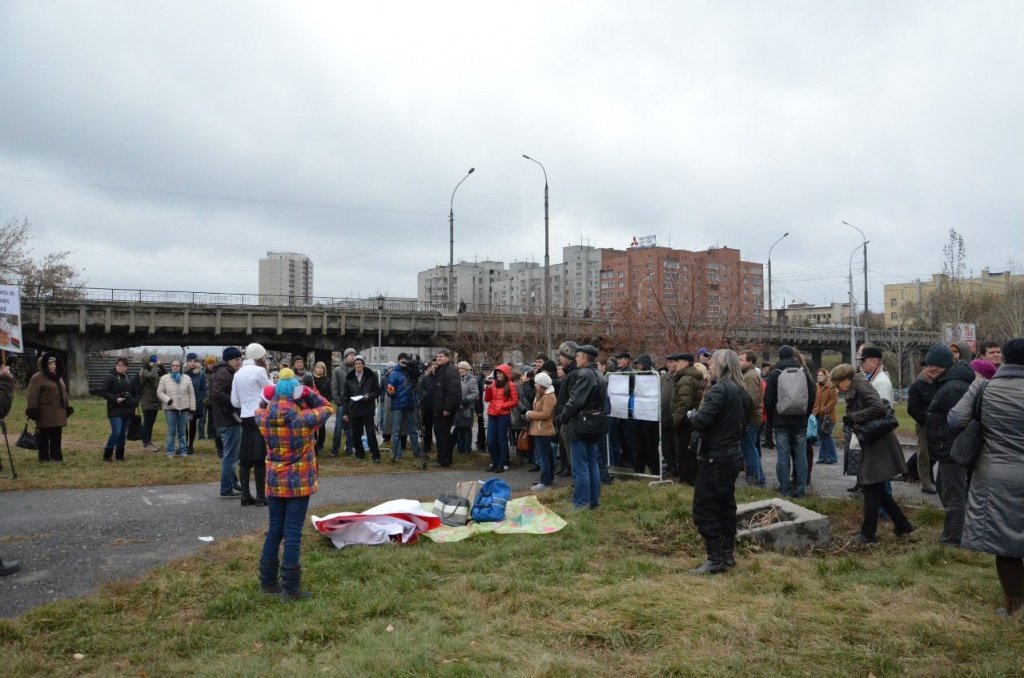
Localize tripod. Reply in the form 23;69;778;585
0;418;16;479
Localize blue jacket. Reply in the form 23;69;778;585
187;368;207;417
387;365;418;411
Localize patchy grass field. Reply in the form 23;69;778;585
0;395;494;491
1;482;1021;677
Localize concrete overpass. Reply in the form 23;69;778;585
18;289;938;396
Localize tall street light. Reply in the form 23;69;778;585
522;154;551;354
848;241;868;363
767;232;789;325
843;221;868;342
376;294;385;364
448;167;475;312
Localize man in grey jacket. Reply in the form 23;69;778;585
330;348;357;456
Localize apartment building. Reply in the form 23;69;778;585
258;251;313;305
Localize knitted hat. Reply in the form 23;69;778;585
557;341;579;359
969;359;997;380
222;347;242;361
541;359;557;374
778;345;795;359
696;347;711;358
279;367;295;380
353;355;365;364
921;343;954;368
186;352;198;361
275;367;299;398
204;355;216;366
245;343;267;361
1002;338;1024;366
292;355;305;366
344;348;357;357
534;371;553;391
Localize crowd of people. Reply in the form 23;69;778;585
9;334;1023;617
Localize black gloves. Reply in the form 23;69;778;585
842;414;854;428
66;406;75;417
167;398;174;407
26;407;39;420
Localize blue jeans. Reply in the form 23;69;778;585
105;415;130;451
570;438;602;508
741;424;765;486
487;414;510;469
816;426;838;463
165;410;188;456
606;417;621;466
261;495;311;567
454;426;472;454
533;435;556;487
218;424;241;494
775;425;808;497
391;409;422;459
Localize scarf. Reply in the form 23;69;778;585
171;372;182;384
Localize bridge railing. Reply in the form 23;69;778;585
16;284;590;317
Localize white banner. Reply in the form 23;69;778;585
607;372;660;422
0;285;23;353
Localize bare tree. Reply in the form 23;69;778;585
934;228;969;327
874;324;917;392
0;218;87;300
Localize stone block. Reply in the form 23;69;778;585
735;498;830;550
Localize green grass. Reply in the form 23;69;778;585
2;482;1021;676
1;395;492;491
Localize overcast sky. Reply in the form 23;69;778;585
2;1;1022;313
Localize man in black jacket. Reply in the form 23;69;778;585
764;345;815;498
0;365;20;577
209;347;243;498
553;341;578;477
341;356;381;462
429;349;463;468
561;344;604;510
922;343;974;546
907;369;939;494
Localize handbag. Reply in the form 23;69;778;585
432;494;470;527
951;382;988;468
16;423;38;450
515;428;531;452
806;414;819;444
819;416;834;437
853;403;899;446
126;413;143;441
456;480;482;507
573;410;607;437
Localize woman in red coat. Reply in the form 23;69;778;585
483;364;518;473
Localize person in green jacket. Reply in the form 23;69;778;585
137;354;165;452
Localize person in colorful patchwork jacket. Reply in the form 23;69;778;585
255;368;335;601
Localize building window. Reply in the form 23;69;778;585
890;298;896;307
890;312;897;320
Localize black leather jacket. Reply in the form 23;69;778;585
688;379;751;462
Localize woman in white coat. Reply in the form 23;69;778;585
157;359;196;458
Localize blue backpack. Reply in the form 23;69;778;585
471;478;511;523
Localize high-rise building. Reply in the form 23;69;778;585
598;242;763;323
417;261;507;310
259;251;313;305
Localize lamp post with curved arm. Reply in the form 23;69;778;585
842;221;868;342
767;232;789;325
638;272;656;313
522;154;551;354
448;168;475;311
849;241;868;362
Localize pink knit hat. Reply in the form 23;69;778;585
969;359;997;380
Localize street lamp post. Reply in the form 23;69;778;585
376;294;385;364
448;168;476;312
767;232;789;325
638;272;656;313
522;154;551;354
843;221;868;342
848;241;868;363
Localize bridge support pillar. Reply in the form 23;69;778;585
54;333;89;397
312;348;332;372
807;349;824;371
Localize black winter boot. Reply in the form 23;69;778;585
103;447;113;462
280;563;311;602
689;537;727;575
259;558;281;593
115;446;125;461
722;534;736;569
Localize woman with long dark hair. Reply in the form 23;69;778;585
686;349;751;574
100;356;136;462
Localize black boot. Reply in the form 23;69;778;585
722;534;736;569
689;537;727;575
280;563;311;602
258;558;281;594
103;447;113;462
115;446;125;462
